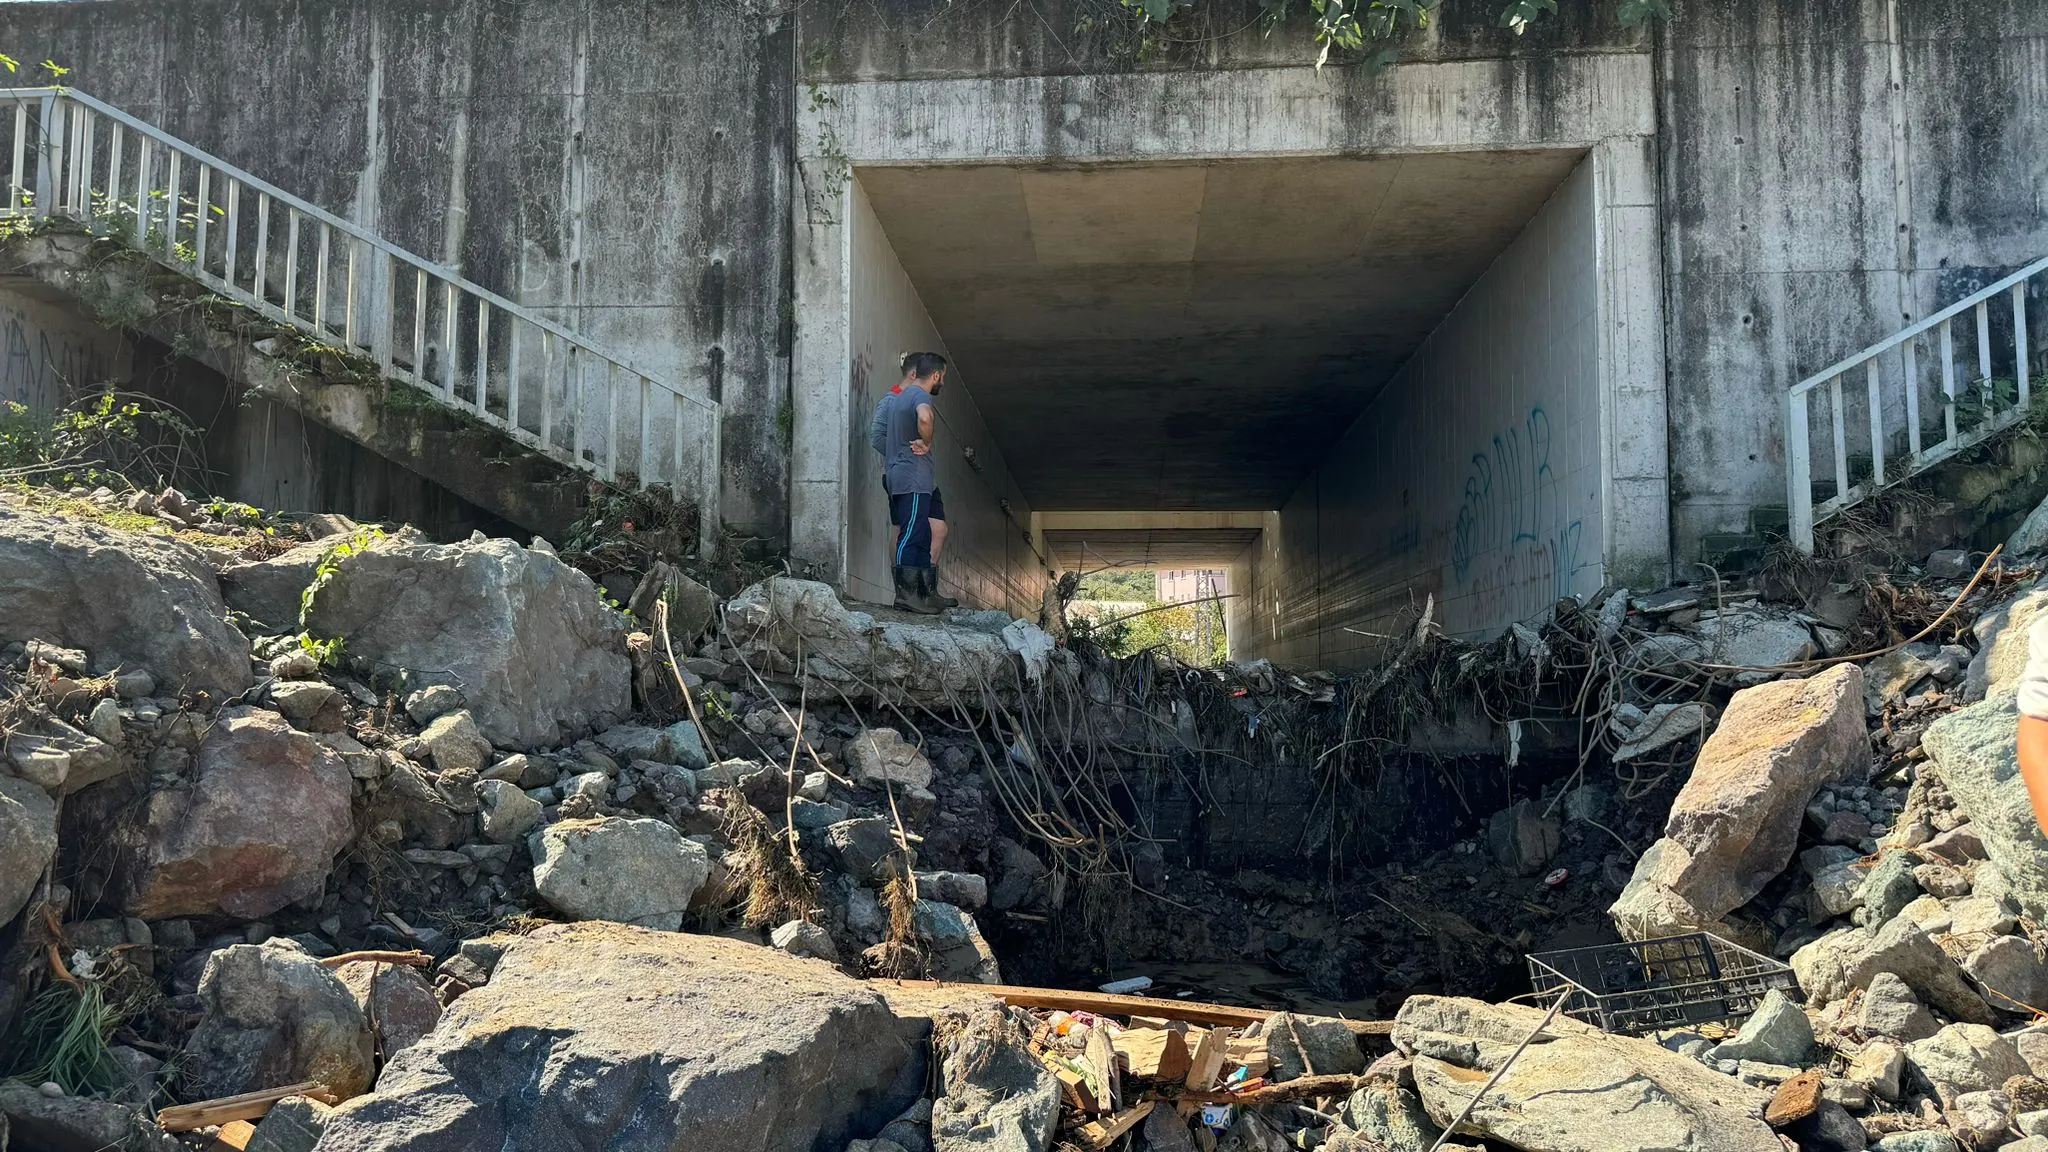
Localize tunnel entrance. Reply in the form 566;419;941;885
835;149;1626;665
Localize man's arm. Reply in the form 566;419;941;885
868;397;889;455
914;402;936;455
2017;613;2048;836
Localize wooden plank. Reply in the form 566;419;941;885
1185;1026;1227;1092
158;1083;329;1132
1043;1054;1102;1112
1084;1024;1121;1115
1112;1026;1191;1082
1181;1073;1368;1106
319;949;430;969
877;978;1392;1035
206;1120;257;1150
1076;1101;1155;1150
1224;1033;1270;1079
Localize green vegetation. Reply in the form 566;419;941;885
1070;568;1229;665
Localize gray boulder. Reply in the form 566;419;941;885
181;938;375;1101
1790;916;1996;1023
0;506;250;696
220;538;338;633
270;681;345;732
846;729;935;791
1924;694;2048;919
312;923;920;1152
532;817;709;930
420;710;491;774
0;775;57;926
1853;972;1938;1042
1707;989;1813;1065
1486;798;1562;877
476;779;542;844
110;706;353;919
1903;1023;2029;1095
1263;1011;1366;1079
248;1095;334;1152
302;534;630;749
0;1079;181;1152
931;1004;1058;1152
1612;664;1866;940
1395;996;1778;1151
1965;589;2048;702
1964;935;2048;1016
828;817;905;884
1856;849;1923;926
331;960;442;1060
1338;1083;1441;1150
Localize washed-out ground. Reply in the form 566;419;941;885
6;476;2048;1152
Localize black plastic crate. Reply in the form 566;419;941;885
1526;933;1797;1036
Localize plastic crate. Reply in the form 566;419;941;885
1526;933;1797;1036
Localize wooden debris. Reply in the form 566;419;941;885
201;1120;257;1150
1112;1026;1191;1082
881;978;1391;1035
1223;1032;1271;1079
1765;1069;1825;1127
1075;1101;1155;1150
1185;1026;1228;1092
1083;1023;1121;1114
318;949;431;969
1045;1055;1104;1112
1180;1073;1369;1106
158;1083;333;1132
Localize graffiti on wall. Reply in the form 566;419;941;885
1450;405;1585;628
0;299;123;412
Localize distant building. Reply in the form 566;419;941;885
1156;569;1227;605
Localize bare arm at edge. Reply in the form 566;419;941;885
2021;714;2048;838
916;402;936;452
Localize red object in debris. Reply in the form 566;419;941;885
1231;689;1249;698
1543;868;1569;888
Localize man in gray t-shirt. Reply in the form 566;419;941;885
868;352;957;613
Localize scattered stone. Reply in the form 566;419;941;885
0;775;57;926
1871;1135;1959;1152
420;710;491;775
180;938;374;1101
1708;988;1814;1066
827;817;904;885
846;728;936;791
404;684;463;725
532;817;710;930
931;1004;1059;1152
665;719;709;771
107;706;352;919
1924;825;1989;865
771;920;840;962
1863;648;1938;715
1904;1023;2030;1095
1338;1083;1442;1150
1486;798;1563;876
1263;1011;1366;1079
247;1095;334;1152
1924;695;2048;919
1791;914;1995;1024
315;924;917;1152
989;837;1048;911
1951;894;2020;937
332;961;442;1060
1612;664;1867;940
302;534;631;749
1964;935;2048;1016
269;680;345;732
1855;973;1939;1043
1825;810;1874;846
1914;862;1972;899
1857;849;1923;926
1965;590;2048;702
0;1079;181;1152
1611;702;1717;762
1846;1041;1907;1101
799;771;830;801
1690;608;1817;668
1814;861;1869;917
1952;1089;2012;1147
915;871;989;912
596;724;669;764
476;779;543;844
0;507;252;697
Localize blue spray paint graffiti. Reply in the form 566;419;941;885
1450;406;1585;627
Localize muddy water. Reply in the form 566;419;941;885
1101;960;1383;1020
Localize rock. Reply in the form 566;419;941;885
1925;695;2048;919
1395;996;1778;1151
332;961;442;1060
1926;825;1991;865
1612;702;1718;762
1858;849;1924;926
302;534;631;749
110;707;353;919
420;710;491;775
1904;1023;2030;1095
931;1004;1058;1152
772;920;840;962
1787;1099;1867;1152
0;776;57;926
989;837;1047;912
1953;1089;2012;1147
597;724;669;763
1791;915;1996;1023
181;938;374;1101
1846;1040;1907;1101
1815;860;1871;917
0;1079;181;1152
1826;810;1876;846
915;871;989;912
84;697;122;744
1486;798;1563;876
628;562;718;641
2019;1032;2048;1080
1929;549;1978;578
1611;665;1866;940
1871;1136;1959;1152
1690;608;1816;668
313;923;918;1152
219;538;333;633
1708;989;1814;1066
270;649;320;679
533;817;709;930
1966;590;2048;703
270;680;345;732
1864;648;1939;715
1953;894;2020;936
0;507;251;697
791;798;847;830
404;684;463;725
846;729;935;791
1141;1106;1200;1152
1263;1012;1366;1079
1965;936;2048;1016
827;817;905;885
1916;862;1973;898
665;720;709;771
1855;972;1939;1042
1338;1083;1441;1150
476;779;543;844
248;1095;334;1152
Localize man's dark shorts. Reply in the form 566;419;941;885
889;489;944;569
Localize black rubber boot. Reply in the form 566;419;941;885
893;565;941;615
927;565;960;609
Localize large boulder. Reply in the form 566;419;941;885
1790;916;1996;1024
532;817;710;930
302;534;630;749
1964;589;2048;702
219;538;338;634
0;505;250;696
109;707;353;919
1394;996;1778;1152
332;961;443;1061
1923;693;2048;919
181;939;375;1102
931;1003;1058;1152
0;774;57;926
313;923;921;1152
0;1079;182;1152
1611;664;1866;940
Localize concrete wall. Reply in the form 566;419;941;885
0;0;792;537
0;287;131;414
1241;159;1606;663
845;180;1044;613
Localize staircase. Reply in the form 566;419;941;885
1787;255;2048;553
0;87;721;554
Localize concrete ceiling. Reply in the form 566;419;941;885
858;150;1586;511
1043;527;1261;570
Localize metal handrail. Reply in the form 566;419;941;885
0;87;720;555
1786;256;2047;552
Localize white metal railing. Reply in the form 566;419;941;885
0;88;720;556
1787;255;2048;552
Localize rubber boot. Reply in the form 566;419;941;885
927;565;960;609
893;565;940;615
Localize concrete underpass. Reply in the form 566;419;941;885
801;140;1669;668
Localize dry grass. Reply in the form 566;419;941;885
719;792;820;929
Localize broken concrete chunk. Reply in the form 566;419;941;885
532;816;708;930
1263;1011;1365;1079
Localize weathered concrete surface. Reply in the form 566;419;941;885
314;923;920;1152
